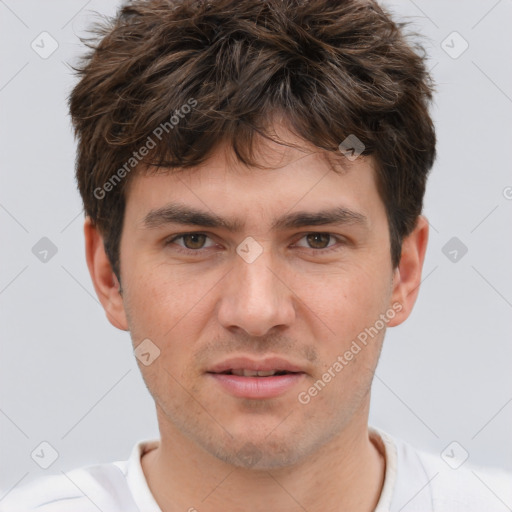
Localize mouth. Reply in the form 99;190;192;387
206;357;307;399
214;369;297;377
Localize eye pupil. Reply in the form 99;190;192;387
183;233;206;249
307;233;330;249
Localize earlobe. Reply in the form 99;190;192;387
84;217;129;331
387;215;429;328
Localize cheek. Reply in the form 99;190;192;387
123;263;225;383
291;263;390;345
124;261;217;332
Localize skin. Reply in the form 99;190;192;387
85;125;428;512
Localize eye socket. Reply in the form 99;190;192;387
166;233;216;251
165;232;345;255
295;233;339;250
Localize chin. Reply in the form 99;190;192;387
197;426;317;471
213;441;306;471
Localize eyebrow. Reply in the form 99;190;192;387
142;203;369;232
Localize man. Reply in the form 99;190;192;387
2;0;511;510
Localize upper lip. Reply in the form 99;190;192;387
207;356;305;374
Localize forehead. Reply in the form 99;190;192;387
123;132;385;233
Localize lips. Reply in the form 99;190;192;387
207;356;304;375
207;356;306;399
226;369;289;377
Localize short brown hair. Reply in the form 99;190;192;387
69;0;436;281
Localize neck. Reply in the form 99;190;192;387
141;409;386;512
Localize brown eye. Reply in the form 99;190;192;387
181;233;207;249
305;233;332;249
166;233;217;252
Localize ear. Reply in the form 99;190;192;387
387;215;429;327
84;217;129;331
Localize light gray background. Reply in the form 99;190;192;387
1;0;511;499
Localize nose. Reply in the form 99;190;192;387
217;247;296;337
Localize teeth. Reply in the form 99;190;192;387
231;369;279;377
255;370;277;377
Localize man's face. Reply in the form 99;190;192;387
118;129;398;470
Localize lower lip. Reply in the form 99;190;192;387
208;373;306;399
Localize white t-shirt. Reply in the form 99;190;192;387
1;426;511;511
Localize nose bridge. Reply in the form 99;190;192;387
238;254;278;304
217;244;295;336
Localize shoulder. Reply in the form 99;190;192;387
0;461;129;512
390;432;512;511
415;447;512;511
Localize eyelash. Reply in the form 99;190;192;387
164;232;346;256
